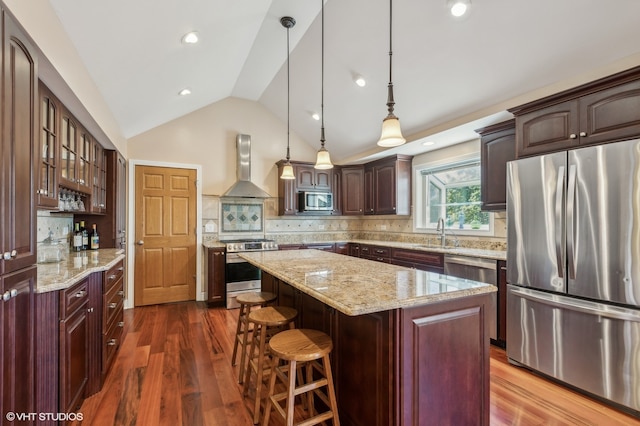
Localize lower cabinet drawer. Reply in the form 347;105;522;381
102;305;124;377
103;276;124;330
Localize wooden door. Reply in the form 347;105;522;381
134;165;197;306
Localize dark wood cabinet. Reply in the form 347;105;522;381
90;141;107;213
364;155;412;215
102;260;125;382
295;163;332;192
59;107;95;193
1;12;38;275
86;273;103;396
511;66;640;158
38;83;60;209
304;242;335;252
76;150;126;249
1;266;35;419
399;294;491;425
341;166;365;215
206;247;225;305
261;270;491;426
335;242;349;255
59;278;89;414
360;244;392;263
476;119;516;211
348;243;361;257
391;247;444;273
276;161;297;216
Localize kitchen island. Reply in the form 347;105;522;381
240;249;496;426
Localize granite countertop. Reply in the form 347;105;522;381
240;249;496;316
36;248;125;293
204;238;506;261
203;240;226;249
349;240;507;261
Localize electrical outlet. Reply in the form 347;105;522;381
380;225;387;230
319;225;325;230
204;223;215;233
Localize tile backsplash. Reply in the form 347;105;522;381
37;211;74;244
202;195;507;250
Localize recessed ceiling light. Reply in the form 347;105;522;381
311;112;320;121
422;141;435;146
179;88;192;96
182;31;199;44
449;1;470;17
354;75;366;87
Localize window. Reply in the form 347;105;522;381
414;159;492;233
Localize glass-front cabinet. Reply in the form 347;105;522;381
77;129;92;193
37;84;59;208
91;141;107;213
60;112;78;188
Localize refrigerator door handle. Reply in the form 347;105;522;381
510;286;640;322
566;165;577;280
554;166;565;279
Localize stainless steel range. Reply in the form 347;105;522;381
221;238;278;309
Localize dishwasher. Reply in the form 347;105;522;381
444;255;497;340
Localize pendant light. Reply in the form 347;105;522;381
280;16;296;180
314;0;333;169
377;0;406;147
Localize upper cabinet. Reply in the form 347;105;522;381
295;163;332;192
276;155;412;216
90;141;107;214
59;105;92;194
365;155;412;215
341;166;364;215
38;83;59;209
1;12;38;274
275;160;340;216
510;66;640;158
476;119;516;211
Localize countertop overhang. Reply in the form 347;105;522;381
36;248;125;293
240;249;496;316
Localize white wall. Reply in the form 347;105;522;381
127;97;317;196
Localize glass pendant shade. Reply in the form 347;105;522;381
377;115;406;147
280;161;295;179
314;147;333;169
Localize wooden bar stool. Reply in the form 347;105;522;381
262;329;339;426
232;291;277;384
243;306;298;424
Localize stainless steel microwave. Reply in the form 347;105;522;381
298;191;333;211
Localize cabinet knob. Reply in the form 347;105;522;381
118;321;125;328
137;240;144;245
2;291;10;302
2;252;9;260
107;339;117;346
109;274;117;281
10;289;17;298
75;290;86;298
11;250;17;258
109;302;117;309
117;290;124;296
579;131;587;137
569;133;577;139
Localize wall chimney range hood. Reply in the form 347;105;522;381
222;134;271;198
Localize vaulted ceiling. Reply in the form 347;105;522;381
48;0;640;163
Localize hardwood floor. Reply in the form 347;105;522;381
76;301;640;425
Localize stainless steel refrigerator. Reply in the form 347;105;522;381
506;138;640;415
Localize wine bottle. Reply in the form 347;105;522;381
73;223;82;252
90;224;100;250
80;220;88;250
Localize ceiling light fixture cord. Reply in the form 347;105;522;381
286;19;291;161
280;16;296;179
387;0;395;117
320;0;325;148
314;0;333;169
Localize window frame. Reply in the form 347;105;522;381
413;156;494;236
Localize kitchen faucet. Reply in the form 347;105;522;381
436;218;446;247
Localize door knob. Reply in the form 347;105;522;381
137;240;144;245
